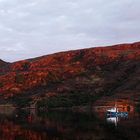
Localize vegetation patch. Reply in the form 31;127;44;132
37;92;95;109
15;74;25;84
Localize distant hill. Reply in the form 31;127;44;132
0;59;7;66
0;42;140;108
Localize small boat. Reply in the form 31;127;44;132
106;105;128;117
106;106;128;127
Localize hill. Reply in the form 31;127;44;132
0;42;140;108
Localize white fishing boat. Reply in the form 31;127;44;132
106;104;128;117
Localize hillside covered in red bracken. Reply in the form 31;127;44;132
0;42;140;108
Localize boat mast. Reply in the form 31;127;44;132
115;101;117;112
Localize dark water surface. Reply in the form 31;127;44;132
0;107;140;140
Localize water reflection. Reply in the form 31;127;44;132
107;116;119;127
106;114;128;127
0;104;139;140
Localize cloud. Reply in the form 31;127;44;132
0;0;140;62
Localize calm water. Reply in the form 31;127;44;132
0;107;140;140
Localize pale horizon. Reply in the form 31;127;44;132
2;40;139;63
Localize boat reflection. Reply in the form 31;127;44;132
107;116;119;126
106;113;128;127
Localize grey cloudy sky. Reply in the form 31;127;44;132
0;0;140;62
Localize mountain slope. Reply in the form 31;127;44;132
0;42;140;107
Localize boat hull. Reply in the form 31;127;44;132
107;112;128;117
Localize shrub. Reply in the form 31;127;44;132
0;82;3;88
15;74;25;84
72;51;85;62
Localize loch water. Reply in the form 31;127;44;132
0;106;139;140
